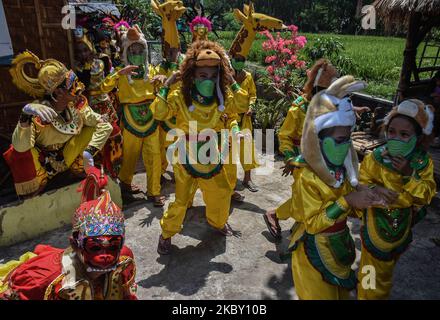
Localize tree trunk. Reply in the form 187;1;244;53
355;0;363;18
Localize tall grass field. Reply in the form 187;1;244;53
198;31;437;100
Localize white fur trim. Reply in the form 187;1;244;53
314;96;356;133
313;67;323;87
344;148;358;187
397;100;419;118
424;105;434;135
216;71;225;112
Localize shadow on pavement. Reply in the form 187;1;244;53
137;234;232;296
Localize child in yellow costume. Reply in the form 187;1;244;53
100;25;166;206
228;2;286;192
3;51;112;197
264;59;339;239
151;41;251;255
357;99;436;300
151;0;187;175
287;76;384;300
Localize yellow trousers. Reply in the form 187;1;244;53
291;242;351;300
276;198;292;220
161;163;234;239
118;127;162;197
239;115;259;172
159;126;175;174
357;244;398;300
186;146;238;208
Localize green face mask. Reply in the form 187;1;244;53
195;79;216;98
321;137;351;167
231;59;245;71
386;135;417;158
128;54;145;66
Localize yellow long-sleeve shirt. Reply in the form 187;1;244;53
278;95;309;162
290;166;353;236
237;71;256;110
12;99;112;153
100;65;159;104
288;165;357;289
151;84;250;134
358;146;436;259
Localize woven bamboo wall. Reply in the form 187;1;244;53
0;0;72;137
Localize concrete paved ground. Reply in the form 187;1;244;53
1;159;440;300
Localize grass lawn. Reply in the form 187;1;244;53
199;31;437;100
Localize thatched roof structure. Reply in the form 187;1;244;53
374;0;440;26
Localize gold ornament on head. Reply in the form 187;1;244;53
9;50;70;98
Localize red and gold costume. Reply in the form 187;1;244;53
0;168;137;300
74;32;123;178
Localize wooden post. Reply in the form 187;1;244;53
33;0;46;59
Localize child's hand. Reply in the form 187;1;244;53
344;189;386;210
150;75;167;85
281;163;295;177
391;155;413;176
373;185;399;205
118;65;139;76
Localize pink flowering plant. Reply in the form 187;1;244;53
253;25;307;131
260;25;307;99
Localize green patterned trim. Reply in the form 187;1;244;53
230;82;241;92
121;111;159;138
160;117;176;133
232;126;240;135
289;154;308;168
361;212;412;261
169;62;179;71
158;87;169;100
303;233;357;290
191;90;215;105
182;162;223;179
326;201;346;220
181;133;229;179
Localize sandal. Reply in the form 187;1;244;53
263;210;282;240
231;191;245;202
157;235;171;255
243;180;259;192
218;223;234;236
120;182;143;195
148;195;166;207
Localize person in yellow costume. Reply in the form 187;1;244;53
151;0;187;177
151;41;251;255
264;59;339;239
286;76;385;300
228;2;286;193
357;99;436;300
3;51;112;198
100;25;166;207
228;55;260;193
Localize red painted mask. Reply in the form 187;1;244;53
82;235;123;271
